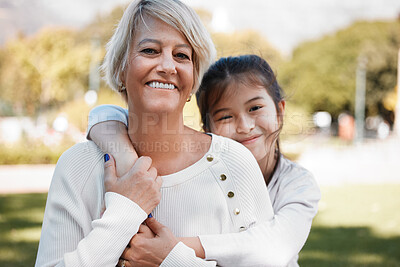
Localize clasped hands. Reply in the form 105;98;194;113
104;154;179;266
120;217;179;266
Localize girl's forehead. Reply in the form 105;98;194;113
213;83;271;108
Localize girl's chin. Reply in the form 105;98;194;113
250;149;268;162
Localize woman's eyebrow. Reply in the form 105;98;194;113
137;39;191;50
176;44;191;49
138;38;161;46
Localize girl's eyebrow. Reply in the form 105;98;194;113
245;96;264;104
213;96;264;116
212;107;230;117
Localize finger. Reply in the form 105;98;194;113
139;223;155;237
155;176;163;189
120;247;130;262
117;256;128;267
148;166;157;179
145;217;165;235
104;154;117;186
131;156;153;173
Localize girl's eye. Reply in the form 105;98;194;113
141;48;158;55
249;106;262;112
176;53;190;60
217;115;232;121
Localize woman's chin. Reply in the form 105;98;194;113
140;102;183;115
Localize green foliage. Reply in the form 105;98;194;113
279;20;400;121
0;138;74;165
0;28;92;116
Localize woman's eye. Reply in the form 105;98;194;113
176;53;190;60
249;106;262;112
141;48;158;55
217;115;232;121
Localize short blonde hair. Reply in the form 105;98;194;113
101;0;216;97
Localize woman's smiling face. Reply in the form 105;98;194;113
123;15;194;114
210;82;284;162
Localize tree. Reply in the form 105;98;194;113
0;28;92;116
279;20;400;124
212;30;282;67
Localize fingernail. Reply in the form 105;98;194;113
148;213;153;218
104;154;110;162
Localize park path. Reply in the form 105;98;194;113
1;136;400;194
296;135;400;186
0;164;55;194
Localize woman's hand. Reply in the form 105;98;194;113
90;121;137;177
120;217;179;266
104;154;162;214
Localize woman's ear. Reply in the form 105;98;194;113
120;70;127;87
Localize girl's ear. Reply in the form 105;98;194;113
277;100;286;123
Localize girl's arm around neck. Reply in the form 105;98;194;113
87;105;136;177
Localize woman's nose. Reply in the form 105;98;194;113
157;53;177;75
236;115;255;134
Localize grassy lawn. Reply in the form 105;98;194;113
299;184;400;267
0;193;47;266
1;184;399;266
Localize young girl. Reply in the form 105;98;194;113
88;55;320;266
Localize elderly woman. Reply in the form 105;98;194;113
35;0;273;266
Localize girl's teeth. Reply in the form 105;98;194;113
149;82;175;89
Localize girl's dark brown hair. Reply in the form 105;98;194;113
196;55;285;180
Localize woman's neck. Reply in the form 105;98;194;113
127;110;211;175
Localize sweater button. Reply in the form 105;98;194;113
233;208;240;215
227;191;234;198
239;226;246;232
220;174;227;181
206;155;214;162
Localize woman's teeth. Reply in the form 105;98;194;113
148;81;175;90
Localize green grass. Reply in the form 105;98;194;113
1;185;400;266
0;193;47;266
299;184;400;267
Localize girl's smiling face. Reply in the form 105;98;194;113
210;82;285;162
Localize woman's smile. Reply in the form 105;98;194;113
124;15;194;114
146;81;177;90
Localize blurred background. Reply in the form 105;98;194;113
0;0;399;266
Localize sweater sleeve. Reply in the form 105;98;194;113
35;143;147;267
199;168;321;267
87;104;128;139
161;242;217;267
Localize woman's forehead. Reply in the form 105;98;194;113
133;15;190;46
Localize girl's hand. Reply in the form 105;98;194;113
104;154;162;214
179;236;205;258
90;121;137;177
120;218;179;266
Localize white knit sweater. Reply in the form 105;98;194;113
35;134;274;267
83;104;321;267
